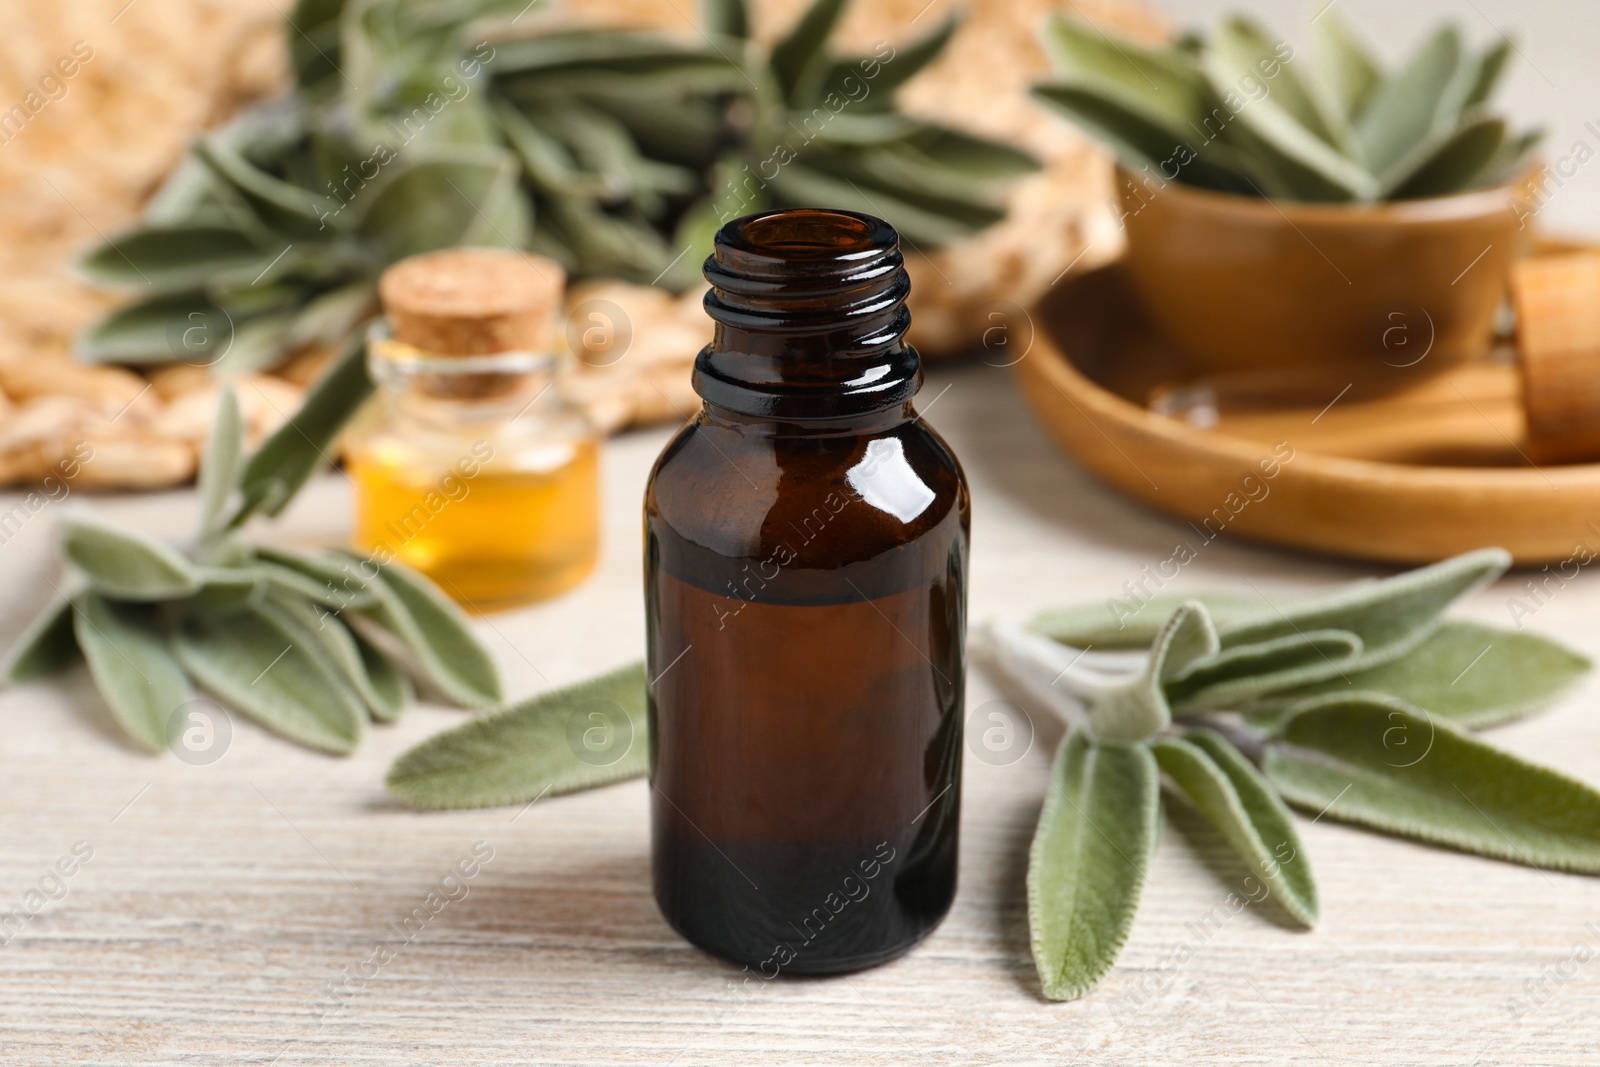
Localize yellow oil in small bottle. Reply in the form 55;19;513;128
349;247;602;613
350;435;599;612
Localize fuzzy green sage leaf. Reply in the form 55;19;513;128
173;606;365;755
257;593;404;724
1153;729;1317;927
387;662;648;809
59;510;202;601
1246;619;1592;731
73;594;190;753
1030;593;1264;650
1029;731;1159;1001
1264;694;1600;874
353;555;500;709
233;332;373;523
196;387;245;539
1169;627;1363;709
1217;548;1508;671
253;544;379;609
353;628;414;724
2;593;79;683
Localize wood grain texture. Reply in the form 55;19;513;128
1016;263;1600;566
2;366;1599;1065
1511;253;1600;463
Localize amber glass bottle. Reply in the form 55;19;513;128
644;209;969;975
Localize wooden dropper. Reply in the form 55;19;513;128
1510;253;1600;464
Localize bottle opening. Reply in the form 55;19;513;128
696;208;920;419
731;209;887;259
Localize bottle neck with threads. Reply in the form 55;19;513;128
695;208;922;424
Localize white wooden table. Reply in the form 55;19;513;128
3;363;1598;1065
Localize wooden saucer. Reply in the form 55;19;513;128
1013;261;1600;566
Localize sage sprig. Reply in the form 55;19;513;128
76;0;1034;371
0;359;498;756
993;547;1600;999
382;547;1600;1003
1032;11;1540;202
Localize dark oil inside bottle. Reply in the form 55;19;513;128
645;209;969;975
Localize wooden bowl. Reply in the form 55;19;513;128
1014;261;1600;566
1117;166;1532;373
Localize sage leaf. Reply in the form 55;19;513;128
2;593;79;683
492;30;692;71
354;628;414;723
980;619;1105;731
834;15;958;104
702;0;748;40
196;388;244;538
143;154;230;227
807;111;923;146
846;138;1037;203
1210;14;1350;151
1028;83;1256;194
253;544;377;608
1032;593;1264;650
1029;731;1159;1001
1033;15;1535;205
1356;24;1462;178
73;595;190;753
183;567;266;616
1152;731;1317;926
769;0;848;99
1462;38;1513;111
1169;628;1363;710
386;661;647;809
1311;8;1382;121
234;331;373;522
1246;620;1592;731
765;160;997;247
1218;548;1508;672
356;149;530;262
1482;126;1544;186
353;556;500;708
1200;47;1375;200
1028;85;1172;175
889;127;1041;182
1388;117;1506;199
59;510;201;601
255;594;398;724
75;292;229;365
173;607;365;755
78;226;273;293
1264;695;1600;874
1041;15;1207;143
496;98;599;198
287;283;372;351
1089;602;1215;741
546;195;676;278
195;138;342;236
255;559;378;611
1216;119;1362;201
209;309;300;378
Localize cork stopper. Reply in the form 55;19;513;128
378;247;565;355
1511;253;1600;464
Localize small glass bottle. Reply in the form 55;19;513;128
346;248;600;612
644;209;970;974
